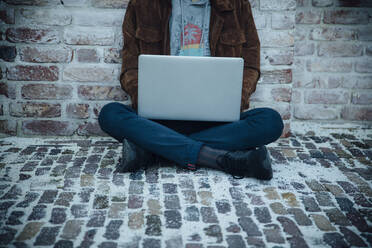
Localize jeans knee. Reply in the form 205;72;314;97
98;102;125;129
263;108;284;141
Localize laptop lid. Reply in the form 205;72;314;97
138;54;244;122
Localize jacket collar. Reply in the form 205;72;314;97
165;0;234;12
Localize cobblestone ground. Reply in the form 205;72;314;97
0;131;371;248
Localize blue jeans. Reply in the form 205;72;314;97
98;102;284;168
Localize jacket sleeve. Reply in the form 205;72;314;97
240;0;260;111
120;0;140;111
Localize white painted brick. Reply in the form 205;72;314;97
272;12;295;29
71;10;124;27
259;30;294;48
64;27;115;45
260;0;296;10
18;8;72;26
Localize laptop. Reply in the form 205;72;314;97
138;54;244;122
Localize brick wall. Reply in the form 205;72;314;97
0;0;371;137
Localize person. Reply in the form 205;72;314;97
98;0;284;180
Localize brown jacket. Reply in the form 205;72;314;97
120;0;260;112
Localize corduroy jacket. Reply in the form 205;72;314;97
120;0;260;112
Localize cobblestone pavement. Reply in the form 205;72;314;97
0;131;371;248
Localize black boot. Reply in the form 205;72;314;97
120;139;156;172
216;146;272;180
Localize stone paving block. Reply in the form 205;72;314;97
311;214;336;231
87;210;106;227
201;207;218;223
103;220;123;240
215;200;231;214
254;207;271;223
54;240;73;248
323;232;348;248
204;224;223;243
184;206;200;222
49;207;67;224
6;210;24;225
198;191;213;206
61;220;84;239
315;192;335;206
340;226;368;247
108;202;126;219
34;226;60;246
277;216;302;236
269;202;288;215
128;210;145;229
71;204;88;218
165;235;183;248
301;196;321;212
27;204;47;221
0;226;17;246
238;217;262;236
145;215;162;236
226;235;246;248
263;223;285;244
143;238;161;248
288;208;312;226
233;201;252;217
324;208;351;226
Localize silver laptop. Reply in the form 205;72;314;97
138;54;244;122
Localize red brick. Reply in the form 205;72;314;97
296;10;321;24
296;0;308;7
0;8;15;24
271;87;292;102
295;42;315;56
22;120;78;136
294;28;308;41
78;85;127;101
19;46;72;63
0;82;16;99
335;0;372;7
323;10;369;25
91;0;129;8
355;59;372;73
77;49;99;63
358;27;372;41
312;0;333;7
10;102;61;117
7;65;58;81
0;119;17;135
0;45;17;62
66;103;90;119
281;122;291;138
77;121;107;136
306;59;352;73
0;104;3;115
341;106;372;121
310;27;357;41
261;69;292;84
21;84;72;100
104;48;121;64
6;27;59;44
304;90;350;104
294;105;339;120
318;43;363;57
4;0;60;5
260;0;296;10
351;92;372;105
93;103;105;118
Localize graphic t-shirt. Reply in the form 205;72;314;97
169;0;211;56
